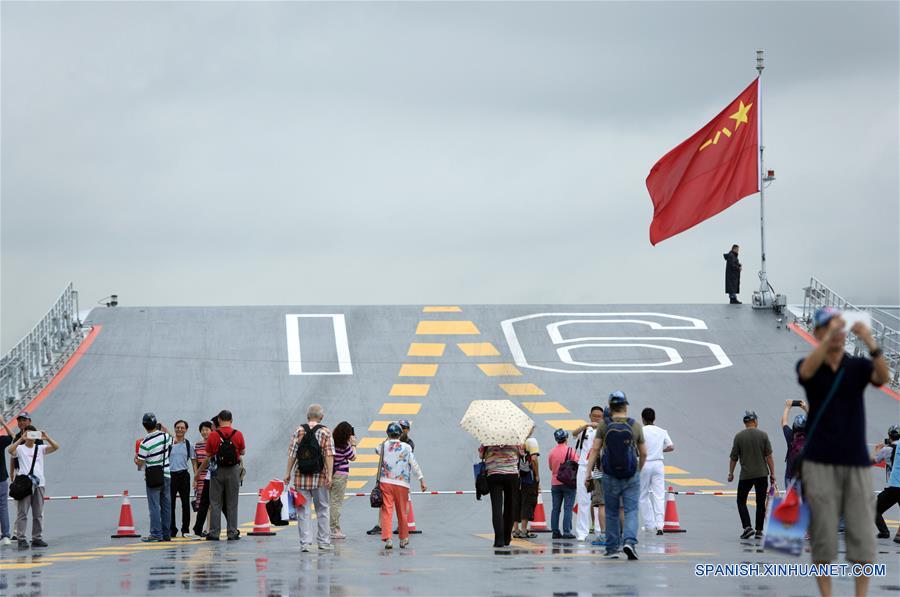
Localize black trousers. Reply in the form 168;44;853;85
170;470;192;535
192;479;210;535
875;486;900;535
487;474;520;547
736;477;768;531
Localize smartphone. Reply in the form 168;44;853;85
26;431;41;440
791;400;803;407
841;311;871;332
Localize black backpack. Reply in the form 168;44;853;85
215;429;240;467
295;424;325;475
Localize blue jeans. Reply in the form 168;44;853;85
603;473;639;553
0;479;9;538
146;477;172;539
551;484;576;534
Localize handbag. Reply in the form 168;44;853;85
474;448;490;500
9;445;39;500
370;441;386;508
557;448;578;488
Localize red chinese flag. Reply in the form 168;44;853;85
646;78;760;245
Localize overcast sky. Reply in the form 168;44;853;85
2;1;898;351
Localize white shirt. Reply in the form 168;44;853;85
15;444;47;487
642;425;673;461
576;427;596;465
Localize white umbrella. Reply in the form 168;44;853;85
459;400;535;446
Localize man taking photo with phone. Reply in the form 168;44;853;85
797;308;890;597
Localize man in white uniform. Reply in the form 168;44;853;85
571;406;604;541
639;407;674;534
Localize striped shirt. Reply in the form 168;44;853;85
138;431;172;477
479;445;523;476
333;444;356;475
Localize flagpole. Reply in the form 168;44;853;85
753;49;777;310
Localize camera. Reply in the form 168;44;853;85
26;431;41;440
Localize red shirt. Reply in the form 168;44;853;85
205;427;246;463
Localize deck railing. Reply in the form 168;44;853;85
800;277;899;390
0;283;85;421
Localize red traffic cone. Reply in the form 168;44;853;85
662;486;687;533
247;490;277;536
407;496;422;534
111;490;141;538
528;493;550;533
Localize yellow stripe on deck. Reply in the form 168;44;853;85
379;403;422;415
667;478;724;487
398;364;438;377
665;465;689;475
355;453;380;462
423;306;462;313
348;468;378;477
358;437;386;449
499;383;545;396
389;383;430;397
457;342;500;357
523;401;570;414
408;343;446;357
477;363;522;377
545;419;587;431
347;480;368;489
416;321;480;335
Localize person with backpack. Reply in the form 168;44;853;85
512;437;540;539
797;309;889;597
135;413;172;543
199;409;245;541
375;423;426;549
7;424;59;549
781;399;808;487
169;420;196;538
585;391;646;560
282;404;335;552
874;425;900;542
548;429;577;539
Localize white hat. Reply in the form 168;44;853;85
525;437;540;454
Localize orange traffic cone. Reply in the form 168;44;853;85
247;490;277;536
111;490;141;538
662;486;687;533
407;496;422;534
528;493;550;533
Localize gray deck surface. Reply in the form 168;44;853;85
2;304;898;596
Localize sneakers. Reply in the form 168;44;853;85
894;536;900;544
142;536;162;543
604;551;620;559
561;533;576;540
300;544;311;553
1;537;10;546
205;535;220;542
182;532;195;539
754;530;764;540
551;532;563;539
656;529;664;536
318;544;333;551
31;539;48;548
384;539;393;549
17;539;29;550
591;534;607;547
623;544;638;561
877;531;891;539
740;527;755;539
331;531;347;540
399;539;409;549
366;525;382;536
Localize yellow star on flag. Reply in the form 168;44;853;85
729;100;753;130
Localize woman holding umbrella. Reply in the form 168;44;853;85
462;400;535;549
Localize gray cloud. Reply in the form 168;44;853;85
2;1;898;351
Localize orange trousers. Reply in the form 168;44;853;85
379;482;409;540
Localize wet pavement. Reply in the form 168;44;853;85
2;496;899;596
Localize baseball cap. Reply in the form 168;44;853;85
743;410;758;423
813;307;841;329
16;411;31;420
397;419;411;430
553;428;568;443
608;390;628;406
792;414;807;431
386;422;403;438
142;412;158;428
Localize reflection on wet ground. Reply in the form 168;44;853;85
2;525;898;595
